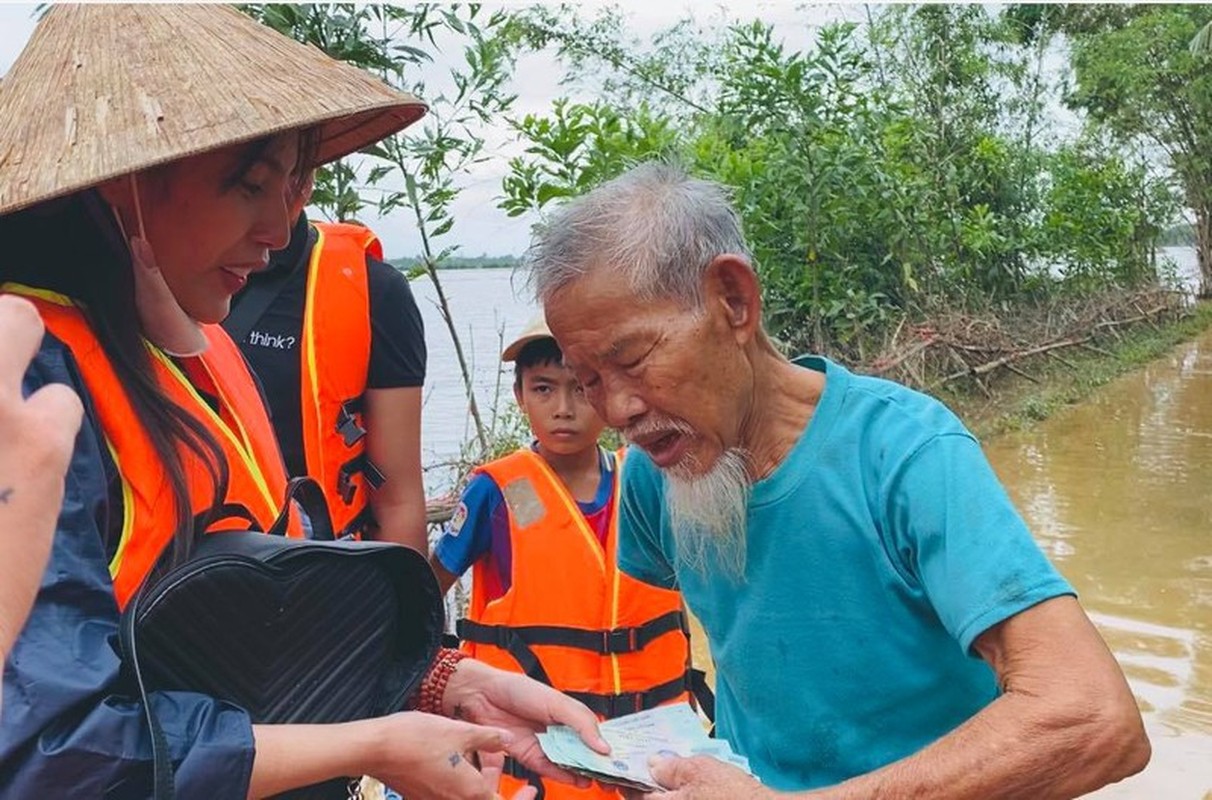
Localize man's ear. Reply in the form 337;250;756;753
513;379;525;410
704;254;762;344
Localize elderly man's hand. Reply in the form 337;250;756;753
0;295;83;659
623;755;776;800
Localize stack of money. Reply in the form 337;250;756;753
537;702;752;792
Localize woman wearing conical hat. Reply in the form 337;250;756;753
0;6;605;799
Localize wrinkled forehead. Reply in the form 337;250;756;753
543;271;641;337
545;279;691;368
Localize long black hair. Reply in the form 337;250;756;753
0;189;229;567
0;131;319;567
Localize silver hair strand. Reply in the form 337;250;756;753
526;161;752;307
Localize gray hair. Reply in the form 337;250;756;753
526;161;752;307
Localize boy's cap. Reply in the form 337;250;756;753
502;314;555;362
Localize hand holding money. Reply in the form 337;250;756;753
636;753;773;799
536;703;755;793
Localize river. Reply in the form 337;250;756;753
410;266;536;495
411;251;1209;797
986;328;1212;799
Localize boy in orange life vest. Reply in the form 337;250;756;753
428;316;695;800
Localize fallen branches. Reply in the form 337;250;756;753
863;286;1190;393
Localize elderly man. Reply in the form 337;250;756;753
532;162;1149;799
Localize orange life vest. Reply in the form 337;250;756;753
458;448;693;800
299;221;385;538
3;283;301;610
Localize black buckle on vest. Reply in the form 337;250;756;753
336;401;366;447
337;454;386;505
600;627;638;655
606;692;646;718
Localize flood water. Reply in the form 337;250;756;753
984;328;1212;798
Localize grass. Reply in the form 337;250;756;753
938;300;1212;440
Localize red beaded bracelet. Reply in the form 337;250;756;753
414;647;468;715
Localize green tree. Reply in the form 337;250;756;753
243;3;527;454
1056;4;1212;296
501;4;1172;358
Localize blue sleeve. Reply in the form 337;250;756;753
617;450;678;590
884;432;1075;654
433;472;501;576
0;337;255;799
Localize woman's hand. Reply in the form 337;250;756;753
368;711;518;800
441;658;610;786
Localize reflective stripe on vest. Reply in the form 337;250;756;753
3;283;301;609
300;222;380;537
463;448;692;711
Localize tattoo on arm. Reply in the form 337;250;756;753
448;752;462;768
0;487;11;504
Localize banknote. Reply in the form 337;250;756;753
537;702;752;791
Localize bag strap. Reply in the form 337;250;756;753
269;476;336;541
120;600;176;799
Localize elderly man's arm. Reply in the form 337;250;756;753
645;595;1147;800
798;595;1148;799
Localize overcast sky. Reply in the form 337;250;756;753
0;2;867;258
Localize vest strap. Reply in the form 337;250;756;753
457;618;555;685
457;609;688;656
337;503;376;540
336;397;367;448
566;672;691;719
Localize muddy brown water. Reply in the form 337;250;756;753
985;329;1212;798
687;329;1212;797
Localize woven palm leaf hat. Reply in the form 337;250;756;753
0;4;427;216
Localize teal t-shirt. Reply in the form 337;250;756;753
618;356;1074;791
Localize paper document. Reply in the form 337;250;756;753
536;702;752;792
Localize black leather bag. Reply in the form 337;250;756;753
120;478;443;799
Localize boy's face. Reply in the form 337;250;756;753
515;360;607;456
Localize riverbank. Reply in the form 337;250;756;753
939;300;1212;440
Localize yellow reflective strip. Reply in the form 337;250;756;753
530;449;622;692
532;450;608;573
147;346;278;517
198;355;279;520
104;438;136;579
609;455;623;692
302;226;326;485
0;282;75;306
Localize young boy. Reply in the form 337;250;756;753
429;316;695;800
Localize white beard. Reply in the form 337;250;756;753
664;447;751;581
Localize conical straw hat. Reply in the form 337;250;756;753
0;4;427;216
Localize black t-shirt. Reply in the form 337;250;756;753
226;215;427;477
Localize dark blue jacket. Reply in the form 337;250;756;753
0;335;255;798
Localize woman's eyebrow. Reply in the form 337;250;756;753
253;153;289;175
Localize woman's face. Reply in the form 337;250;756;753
137;134;300;324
